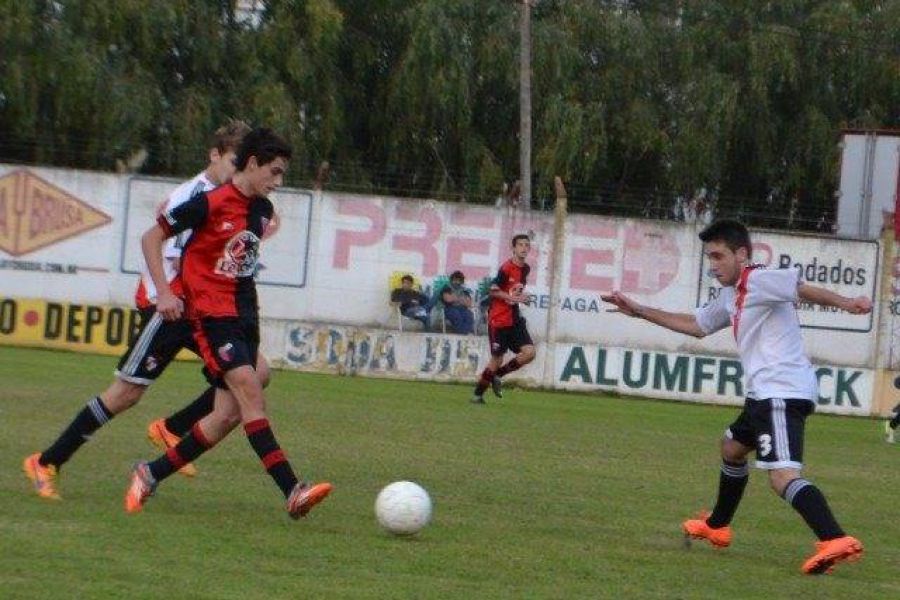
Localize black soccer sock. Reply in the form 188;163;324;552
496;358;522;378
706;460;749;528
244;418;298;498
147;423;213;482
164;387;216;437
39;397;113;468
782;478;845;541
473;368;495;396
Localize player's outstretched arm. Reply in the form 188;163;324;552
601;291;707;338
141;224;183;321
797;284;872;314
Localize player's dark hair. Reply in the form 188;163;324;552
511;234;530;247
235;127;293;170
210;119;251;153
450;270;464;281
401;274;413;283
699;219;752;259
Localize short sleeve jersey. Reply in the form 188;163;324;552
157;182;274;319
694;265;816;402
489;259;530;328
135;172;213;309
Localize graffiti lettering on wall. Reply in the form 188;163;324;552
286;325;397;372
330;197;681;294
0;297;144;356
559;346;869;409
419;335;483;378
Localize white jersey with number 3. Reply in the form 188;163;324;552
695;266;816;402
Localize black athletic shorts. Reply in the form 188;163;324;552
192;316;259;389
488;318;533;357
726;397;815;470
115;307;198;385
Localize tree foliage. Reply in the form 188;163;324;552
1;0;898;229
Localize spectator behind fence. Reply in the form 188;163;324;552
391;274;430;330
441;270;475;334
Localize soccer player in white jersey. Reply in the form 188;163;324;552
602;219;871;575
23;120;272;500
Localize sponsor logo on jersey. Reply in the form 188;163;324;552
0;170;111;256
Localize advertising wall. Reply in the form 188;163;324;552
0;163;892;416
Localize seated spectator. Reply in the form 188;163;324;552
391;274;430;330
440;270;475;334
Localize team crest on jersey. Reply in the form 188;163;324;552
217;342;234;363
144;356;159;372
214;230;261;278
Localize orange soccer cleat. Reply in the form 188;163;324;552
286;481;333;520
124;462;158;514
682;511;732;548
801;535;863;575
23;453;61;501
147;418;197;477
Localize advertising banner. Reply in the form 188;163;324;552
554;343;873;416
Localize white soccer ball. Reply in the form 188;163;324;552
375;481;432;536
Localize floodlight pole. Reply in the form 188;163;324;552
519;0;533;208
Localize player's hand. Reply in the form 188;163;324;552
844;296;873;315
156;292;184;321
601;291;642;318
508;292;527;304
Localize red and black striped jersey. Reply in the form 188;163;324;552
157;182;273;319
489;259;530;328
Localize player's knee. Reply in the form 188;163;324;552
520;346;536;363
767;468;799;496
103;381;146;413
720;437;749;462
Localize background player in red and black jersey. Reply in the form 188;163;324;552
472;234;536;404
127;128;332;519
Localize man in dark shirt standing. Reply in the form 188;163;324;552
126;127;332;519
391;274;430;329
471;234;536;403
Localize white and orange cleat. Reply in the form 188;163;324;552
286;481;333;520
23;453;61;501
124;462;158;514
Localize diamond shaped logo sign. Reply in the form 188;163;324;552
0;170;111;256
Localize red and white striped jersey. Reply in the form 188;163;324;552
135;172;215;309
695;265;816;402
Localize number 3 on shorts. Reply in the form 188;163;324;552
758;434;772;457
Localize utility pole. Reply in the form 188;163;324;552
519;0;533;208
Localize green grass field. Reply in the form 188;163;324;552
1;346;897;599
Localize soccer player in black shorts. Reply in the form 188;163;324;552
125;127;332;519
22;121;271;500
603;219;871;575
471;234;536;404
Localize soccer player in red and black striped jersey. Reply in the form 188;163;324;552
472;234;536;404
125;127;332;519
23;121;257;500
